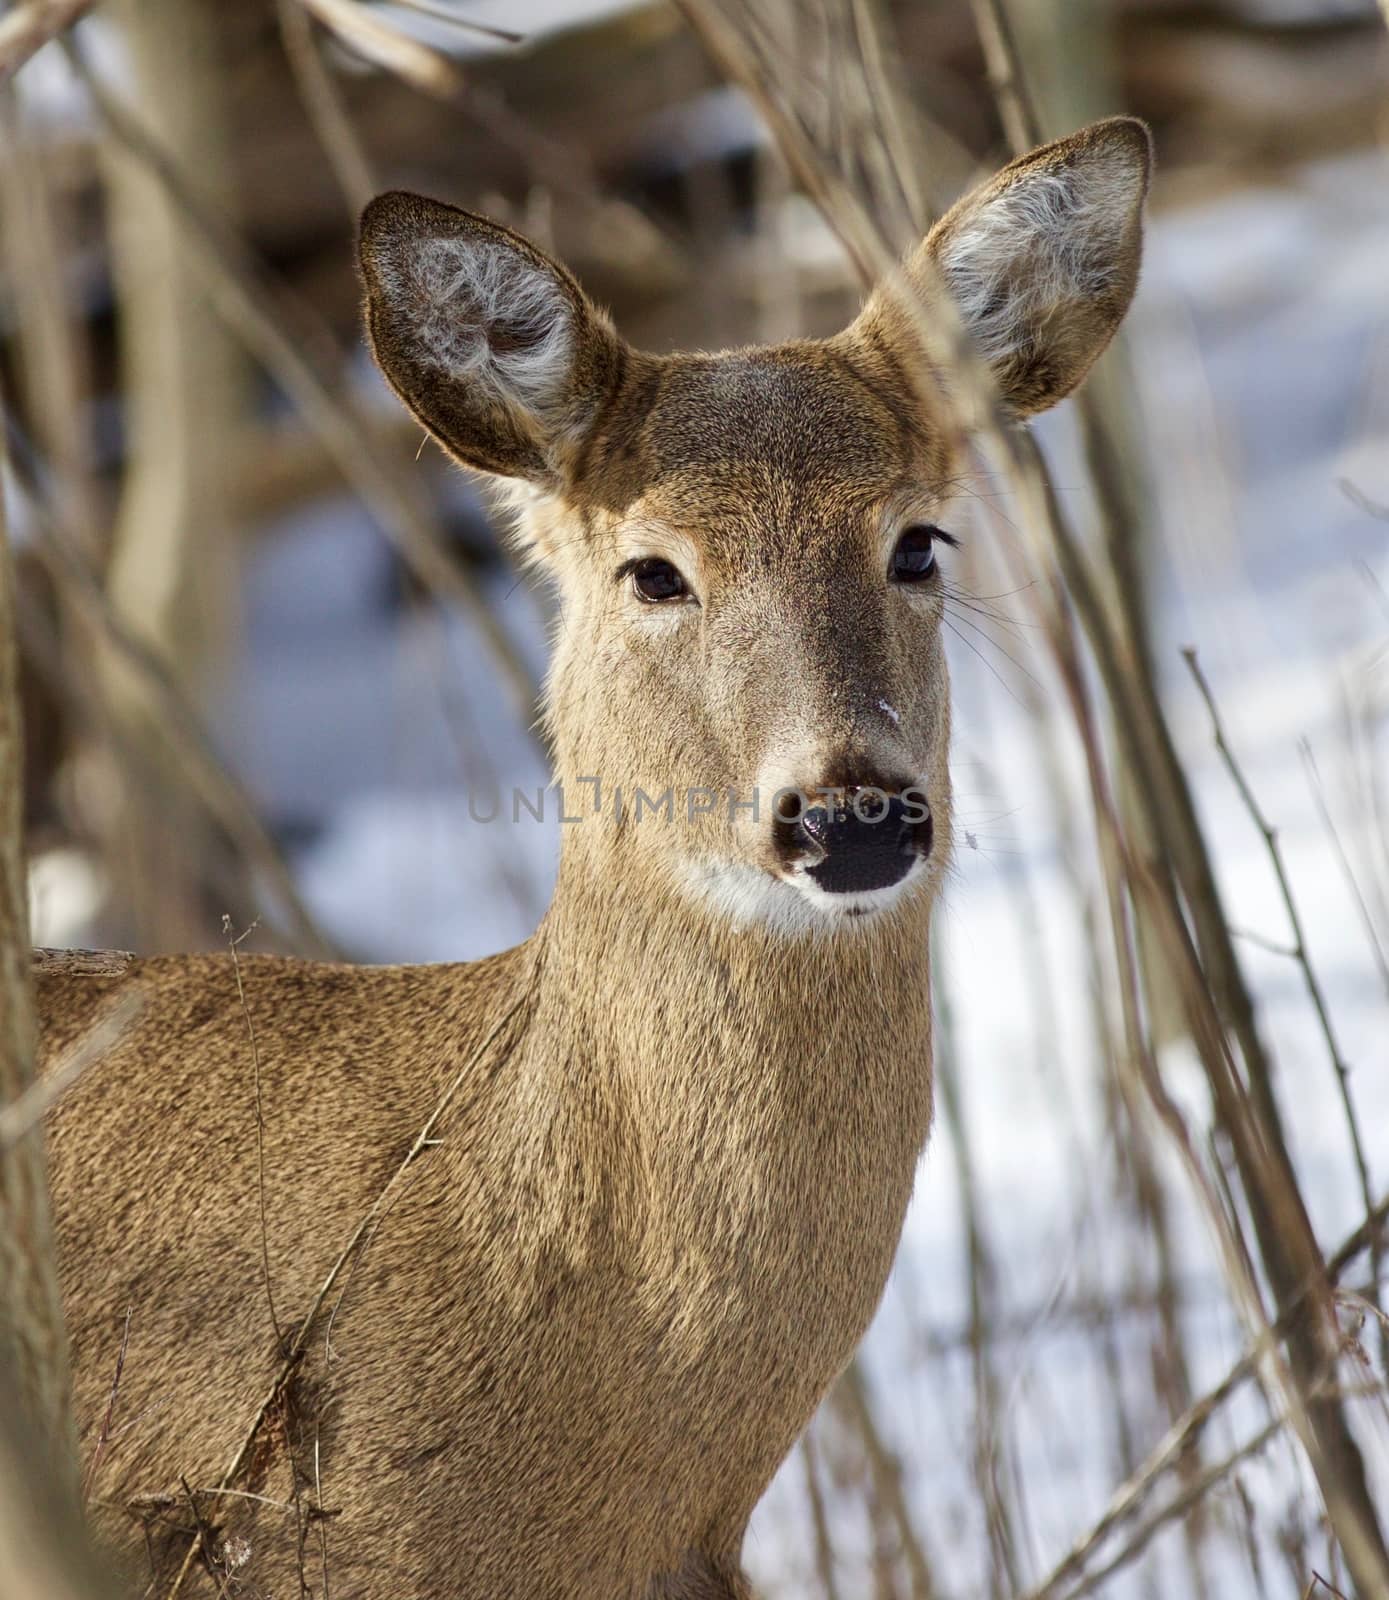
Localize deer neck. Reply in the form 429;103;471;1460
505;833;936;1376
527;832;937;1162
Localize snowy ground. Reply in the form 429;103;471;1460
30;146;1389;1596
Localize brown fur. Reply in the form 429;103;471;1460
38;120;1149;1598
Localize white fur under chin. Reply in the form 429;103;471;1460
677;857;928;938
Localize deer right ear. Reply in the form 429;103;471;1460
849;118;1151;420
359;193;626;486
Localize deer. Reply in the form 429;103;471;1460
35;117;1150;1598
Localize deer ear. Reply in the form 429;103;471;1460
359;193;626;484
868;118;1151;419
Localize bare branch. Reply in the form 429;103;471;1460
379;0;524;46
276;0;377;218
1301;738;1389;1000
0;0;96;82
1058;1419;1283;1600
298;0;465;98
66;38;543;731
1339;478;1389;521
7;438;343;961
833;1363;937;1600
82;1306;132;1503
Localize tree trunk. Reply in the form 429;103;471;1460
96;0;245;950
0;412;80;1511
0;1361;124;1600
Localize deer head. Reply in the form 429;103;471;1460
359;118;1150;937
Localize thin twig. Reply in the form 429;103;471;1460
222;917;283;1352
314;1427;331;1600
967;0;1042;152
276;0;377;217
380;0;524;45
0;990;144;1150
1301;738;1389;1000
187;1488;295;1511
177;1479;232;1600
1339;478;1389;522
297;0;466;96
163;962;537;1599
933;945;1025;1595
800;1432;841;1600
82;1307;133;1503
1058;1419;1283;1600
1185;648;1381;1332
834;1362;937;1599
282;3;673;278
1230;925;1299;959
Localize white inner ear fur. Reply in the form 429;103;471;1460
402;234;574;418
935;164;1133;370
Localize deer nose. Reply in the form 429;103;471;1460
775;785;933;895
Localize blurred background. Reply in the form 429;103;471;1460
5;0;1389;1595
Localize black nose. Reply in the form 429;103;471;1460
777;787;933;895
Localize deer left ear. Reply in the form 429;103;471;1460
359;192;627;486
860;118;1152;419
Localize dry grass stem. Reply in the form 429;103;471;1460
1021;1192;1389;1599
0;403;80;1501
0;989;144;1151
0;0;95;80
276;0;377;218
800;1433;841;1600
382;0;523;46
1300;738;1389;1001
1058;1418;1284;1600
296;0;466;98
8;440;341;959
834;1363;937;1599
1184;647;1381;1328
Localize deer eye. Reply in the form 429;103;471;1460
630;557;687;603
890;526;940;583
